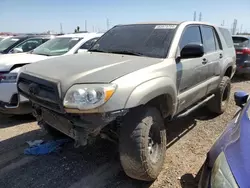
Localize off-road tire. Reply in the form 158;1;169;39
207;76;231;114
119;106;167;181
39;121;66;138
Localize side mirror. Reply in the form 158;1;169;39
180;43;204;59
76;49;87;54
234;91;249;108
12;48;23;53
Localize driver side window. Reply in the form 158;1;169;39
15;38;43;52
179;26;202;50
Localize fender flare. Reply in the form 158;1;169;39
125;77;177;116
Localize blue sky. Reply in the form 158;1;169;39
0;0;249;33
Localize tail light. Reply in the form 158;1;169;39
236;49;250;55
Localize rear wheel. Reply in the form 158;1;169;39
119;106;166;181
207;76;231;114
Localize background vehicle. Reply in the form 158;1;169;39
0;36;12;42
17;21;236;181
199;90;249;188
232;35;250;77
0;35;53;54
0;32;103;115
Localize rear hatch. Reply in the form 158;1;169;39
232;36;250;67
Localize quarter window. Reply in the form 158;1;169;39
179;26;202;50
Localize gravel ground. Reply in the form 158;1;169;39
0;76;249;188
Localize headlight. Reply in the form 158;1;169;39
0;73;18;83
211;152;238;188
63;84;117;110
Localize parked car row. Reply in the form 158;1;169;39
0;32;103;114
0;21;248;187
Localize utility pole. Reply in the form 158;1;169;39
193;11;196;21
221;20;225;26
92;26;94;32
232;19;238;35
60;23;63;34
199;12;202;21
240;24;243;34
85;20;87;32
106;18;110;30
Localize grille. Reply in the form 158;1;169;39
17;73;63;112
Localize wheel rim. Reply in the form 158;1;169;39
148;125;161;163
222;83;230;107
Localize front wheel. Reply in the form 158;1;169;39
207;76;231;114
119;106;167;181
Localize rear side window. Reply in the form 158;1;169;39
232;37;249;48
218;28;234;48
201;26;217;53
179;26;202;50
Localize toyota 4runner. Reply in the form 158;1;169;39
17;21;236;181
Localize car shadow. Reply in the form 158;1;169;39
231;74;250;83
0;106;218;188
179;166;203;188
166;106;218;149
0;114;35;128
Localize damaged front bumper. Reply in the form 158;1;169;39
33;105;128;147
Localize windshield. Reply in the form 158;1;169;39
0;37;20;52
89;24;177;58
32;37;83;56
232;37;249;48
0;37;4;42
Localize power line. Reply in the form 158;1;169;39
60;23;63;34
193;11;196;21
106;18;110;30
85;20;87;31
199;12;202;21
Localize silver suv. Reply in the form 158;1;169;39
17;21;236;181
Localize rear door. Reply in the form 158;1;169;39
232;36;250;67
200;25;222;93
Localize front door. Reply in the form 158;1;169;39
176;25;208;113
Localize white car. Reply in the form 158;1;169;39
0;32;103;115
0;36;12;42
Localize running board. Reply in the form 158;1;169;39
176;94;215;119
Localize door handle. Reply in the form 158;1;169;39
202;58;208;64
219;53;223;58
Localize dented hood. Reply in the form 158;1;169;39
22;52;163;93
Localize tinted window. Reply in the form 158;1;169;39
219;28;234;48
202;26;216;53
14;38;46;52
80;37;99;50
0;37;20;52
232;37;249;48
89;24;178;58
179;26;202;50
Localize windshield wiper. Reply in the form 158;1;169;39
88;49;109;53
33;52;51;56
108;50;143;56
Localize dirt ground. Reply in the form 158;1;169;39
0;76;249;188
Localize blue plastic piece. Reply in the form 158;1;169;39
24;139;70;155
234;91;249;107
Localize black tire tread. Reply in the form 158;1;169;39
207;76;231;114
119;106;166;181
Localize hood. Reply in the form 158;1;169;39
0;53;51;72
22;52;163;93
222;104;250;187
